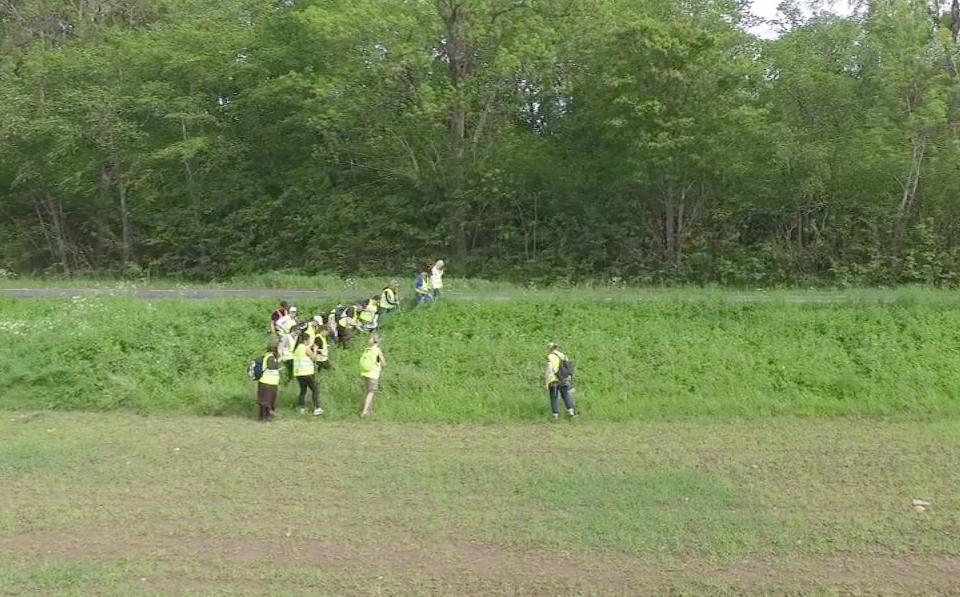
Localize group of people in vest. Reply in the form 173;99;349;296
253;260;578;421
254;264;444;422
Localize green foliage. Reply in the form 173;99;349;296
1;0;960;284
3;294;960;421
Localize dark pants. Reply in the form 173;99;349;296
337;326;353;348
297;375;321;410
432;288;440;300
257;383;278;422
549;383;576;415
283;360;293;381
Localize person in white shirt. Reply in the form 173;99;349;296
275;306;299;335
430;260;445;300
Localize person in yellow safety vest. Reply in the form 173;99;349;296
546;342;578;419
337;305;359;349
307;315;325;343
327;305;341;343
358;296;379;331
360;334;387;418
380;281;400;319
293;332;323;416
278;328;296;382
415;271;433;306
313;326;331;372
256;341;281;422
431;260;445;300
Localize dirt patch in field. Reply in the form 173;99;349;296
2;531;959;594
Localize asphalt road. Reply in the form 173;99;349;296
0;288;334;300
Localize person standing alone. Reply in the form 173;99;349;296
546;342;577;419
257;341;281;422
360;335;387;418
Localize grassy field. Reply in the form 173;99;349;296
1;412;958;594
2;293;960;420
7;273;960;302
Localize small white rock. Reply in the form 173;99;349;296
912;499;931;507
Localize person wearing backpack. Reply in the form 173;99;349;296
337;305;360;349
546;342;578;419
255;341;281;422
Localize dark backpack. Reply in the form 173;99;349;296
557;357;575;384
248;357;264;381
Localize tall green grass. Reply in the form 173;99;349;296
1;295;959;421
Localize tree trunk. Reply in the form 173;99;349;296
438;0;471;263
42;194;71;276
952;0;959;44
119;180;131;268
893;134;926;254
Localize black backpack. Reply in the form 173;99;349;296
248;357;265;382
557;356;575;384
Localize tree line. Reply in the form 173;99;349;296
1;0;959;285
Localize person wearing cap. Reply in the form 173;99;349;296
270;301;290;334
545;342;577;419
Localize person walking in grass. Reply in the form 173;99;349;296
278;326;296;382
430;260;445;300
379;280;400;320
313;324;331;372
358;296;380;332
337;305;360;349
293;332;324;416
546;342;577;419
257;341;281;422
415;271;433;306
360;334;387;418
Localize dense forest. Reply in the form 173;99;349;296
1;0;959;284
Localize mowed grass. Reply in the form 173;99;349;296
0;412;958;594
2;294;960;420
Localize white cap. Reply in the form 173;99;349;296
290;306;298;312
313;315;323;324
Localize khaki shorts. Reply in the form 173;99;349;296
363;376;380;393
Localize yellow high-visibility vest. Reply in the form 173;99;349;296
381;288;397;309
260;354;280;386
316;335;329;363
293;344;315;377
360;347;382;379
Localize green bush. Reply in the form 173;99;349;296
1;295;959;421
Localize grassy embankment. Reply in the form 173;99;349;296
1;412;958;594
1;292;960;421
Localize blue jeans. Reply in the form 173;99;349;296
549;383;575;415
